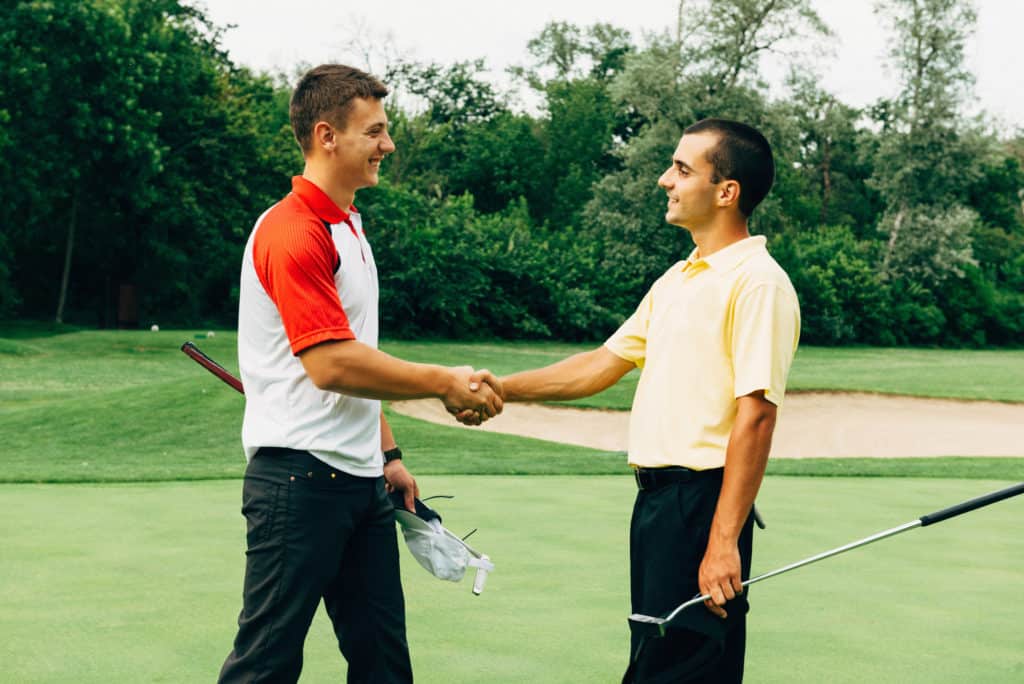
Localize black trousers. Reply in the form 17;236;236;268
627;468;754;684
218;448;412;684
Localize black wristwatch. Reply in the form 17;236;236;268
383;447;403;463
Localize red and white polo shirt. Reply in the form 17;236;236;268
237;176;382;476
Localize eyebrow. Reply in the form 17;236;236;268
673;158;696;173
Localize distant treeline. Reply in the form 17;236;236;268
1;0;1021;345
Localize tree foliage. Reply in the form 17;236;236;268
0;0;1020;347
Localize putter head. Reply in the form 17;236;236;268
628;613;668;638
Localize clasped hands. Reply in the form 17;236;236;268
442;366;504;426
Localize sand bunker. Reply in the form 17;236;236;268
389;393;1024;458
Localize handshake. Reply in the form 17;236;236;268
442;366;505;426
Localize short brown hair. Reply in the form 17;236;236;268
290;64;389;152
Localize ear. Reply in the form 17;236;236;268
717;180;740;209
313;120;336;152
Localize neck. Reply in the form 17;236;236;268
302;161;355;212
688;217;750;259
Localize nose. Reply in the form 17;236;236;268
380;131;396;154
657;168;672;189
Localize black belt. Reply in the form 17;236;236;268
633;466;722;491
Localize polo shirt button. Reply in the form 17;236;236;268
289;476;295;482
307;471;313;478
330;473;336;479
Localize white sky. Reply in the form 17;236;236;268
197;0;1023;130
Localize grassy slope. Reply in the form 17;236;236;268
2;477;1021;683
382;339;1024;407
2;326;1023;482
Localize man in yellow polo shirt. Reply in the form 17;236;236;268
497;118;800;682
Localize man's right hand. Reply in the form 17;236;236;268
442;366;504;425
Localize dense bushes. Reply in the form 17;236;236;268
1;0;1021;347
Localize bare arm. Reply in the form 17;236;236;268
299;339;502;417
502;347;635;402
380;410;398;451
380;411;418;511
699;391;778;617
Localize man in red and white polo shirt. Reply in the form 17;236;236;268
218;64;503;684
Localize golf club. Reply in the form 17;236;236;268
181;341;244;394
629;481;1024;638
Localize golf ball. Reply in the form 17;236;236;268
150;324;159;332
206;331;215;338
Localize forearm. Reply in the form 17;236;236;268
380;411;397;451
301;339;451;401
709;399;777;544
503;347;633;402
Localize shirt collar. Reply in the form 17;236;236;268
291;176;351;225
683;235;767;272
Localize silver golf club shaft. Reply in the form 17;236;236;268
658;520;921;624
635;481;1024;628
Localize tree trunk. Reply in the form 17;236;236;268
55;188;79;324
820;136;832;224
882;207;905;277
676;0;685;48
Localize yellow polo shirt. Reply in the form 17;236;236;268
605;235;800;470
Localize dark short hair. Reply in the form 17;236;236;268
290;64;389;152
683;118;774;217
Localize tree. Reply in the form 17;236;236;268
1;0;170;322
522;21;632;84
783;70;879;231
511;22;635;228
580;1;831;315
0;0;297;326
693;0;831;96
869;0;982;293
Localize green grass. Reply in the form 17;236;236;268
381;339;1024;407
2;476;1022;683
2;325;1023;482
2;327;1023;682
787;346;1024;403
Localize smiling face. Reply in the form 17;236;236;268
330;96;395;192
657;131;728;231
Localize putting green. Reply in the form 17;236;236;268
1;476;1021;683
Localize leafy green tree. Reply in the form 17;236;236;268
879;206;978;290
870;0;982;289
580;0;830;317
1;0;170;323
514;21;634;228
385;60;546;214
783;70;880;232
0;0;299;326
521;21;632;84
771;226;891;344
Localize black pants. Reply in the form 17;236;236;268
627;468;754;683
219;448;412;684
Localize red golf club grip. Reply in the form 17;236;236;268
919;482;1024;527
180;341;244;394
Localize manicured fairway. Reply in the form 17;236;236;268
2;476;1022;683
382;340;1024;406
2;326;1023;682
2;327;1023;482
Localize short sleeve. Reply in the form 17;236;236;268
604;288;654;369
253;220;355;355
731;284;800;405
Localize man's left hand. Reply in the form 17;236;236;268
698;537;743;619
384;460;419;512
